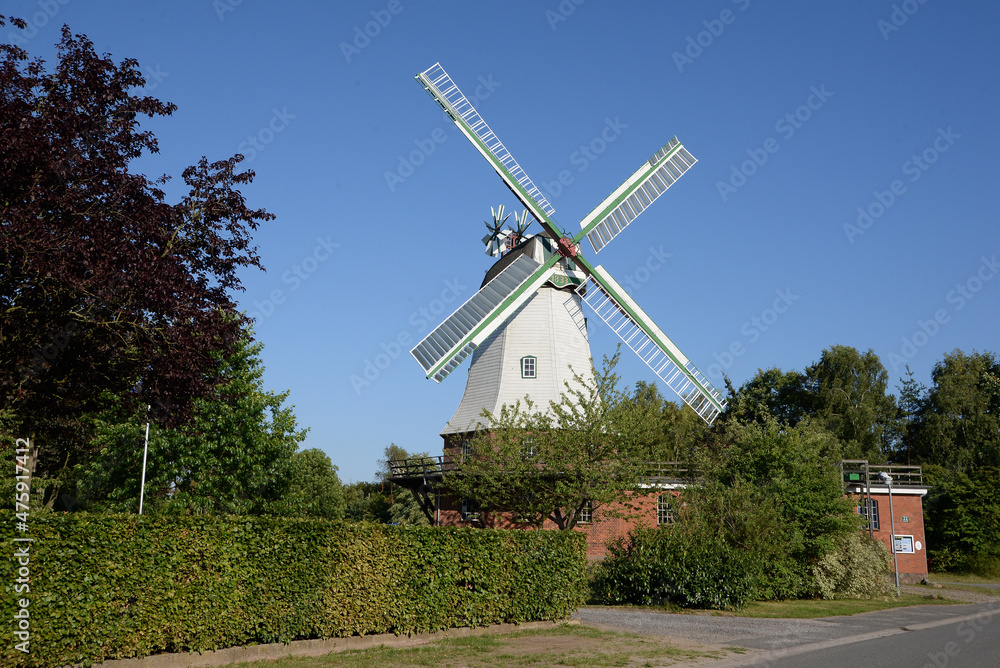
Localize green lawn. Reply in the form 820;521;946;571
223;623;732;668
927;572;1000;585
583;591;963;621
734;593;962;618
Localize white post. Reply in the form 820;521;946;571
139;406;150;515
887;478;900;597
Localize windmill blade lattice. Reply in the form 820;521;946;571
576;269;725;423
416;63;559;237
410;253;558;382
577;138;697;254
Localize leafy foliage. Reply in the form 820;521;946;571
593;524;761;610
0;513;587;667
0;20;272;478
721;346;896;462
73;325;306;514
905;350;1000;471
270;448;346;520
924;465;1000;574
445;352;660;530
811;532;893;600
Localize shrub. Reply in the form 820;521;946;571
0;513;586;667
812;532;893;600
592;526;760;610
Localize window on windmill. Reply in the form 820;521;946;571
657;495;674;525
521;355;536;378
857;498;879;531
461;498;480;521
579;500;593;524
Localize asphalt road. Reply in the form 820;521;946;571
575;598;1000;667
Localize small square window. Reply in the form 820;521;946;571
657;495;674;525
461;498;480;521
521;356;536;378
579;500;593;524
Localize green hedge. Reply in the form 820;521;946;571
0;514;586;666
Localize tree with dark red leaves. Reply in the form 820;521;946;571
1;17;273;482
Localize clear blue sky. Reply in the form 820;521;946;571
8;1;998;482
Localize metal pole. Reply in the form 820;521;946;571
139;406;150;515
887;481;900;597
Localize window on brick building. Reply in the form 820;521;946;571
578;500;593;524
858;498;879;530
657;495;674;525
461;498;480;521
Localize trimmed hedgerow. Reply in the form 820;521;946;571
0;513;586;667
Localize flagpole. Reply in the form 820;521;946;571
139;405;150;515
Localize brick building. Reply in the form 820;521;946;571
388;455;930;580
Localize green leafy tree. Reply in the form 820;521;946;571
707;416;862;596
894;366;927;464
75;325;306;514
271;448;345;520
720;347;896;462
628;381;710;463
342;481;392;523
924;465;1000;575
907;350;1000;471
720;367;808;429
445;352;660;530
804;346;896;461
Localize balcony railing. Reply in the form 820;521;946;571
840;460;924;487
388;456;698;481
388;456;453;479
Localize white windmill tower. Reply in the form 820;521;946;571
409;63;726;444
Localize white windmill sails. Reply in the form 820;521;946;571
409;63;726;424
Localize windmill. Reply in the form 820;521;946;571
409;63;726;425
